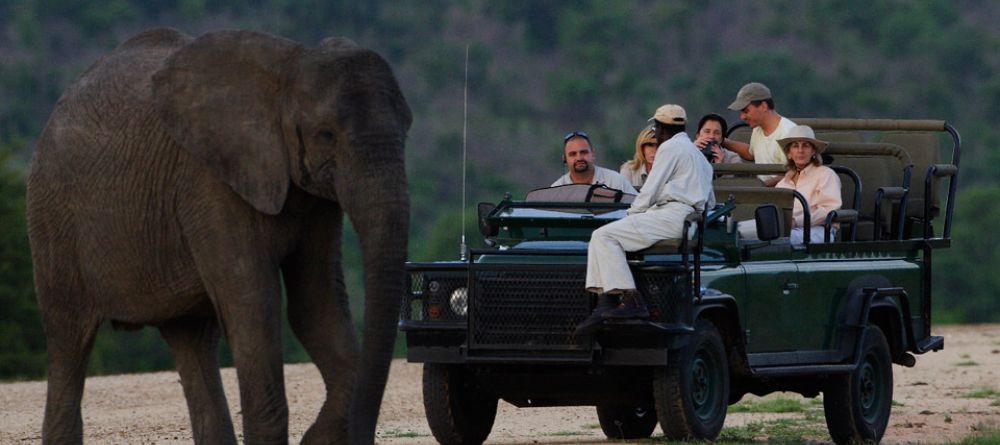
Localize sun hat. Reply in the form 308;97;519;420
727;82;772;111
777;125;828;153
648;104;686;125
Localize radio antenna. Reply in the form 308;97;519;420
459;44;469;261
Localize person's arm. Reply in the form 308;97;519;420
722;137;753;161
809;169;843;226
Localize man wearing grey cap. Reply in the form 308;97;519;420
720;82;797;186
576;104;714;334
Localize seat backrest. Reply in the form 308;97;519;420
825;142;912;240
816;130;864;144
878;132;941;218
728;126;752;144
715;186;797;237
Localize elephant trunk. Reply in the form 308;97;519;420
341;151;409;445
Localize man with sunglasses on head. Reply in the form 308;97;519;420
576;104;714;334
552;131;638;194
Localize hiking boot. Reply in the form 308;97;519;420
574;294;620;336
603;291;650;319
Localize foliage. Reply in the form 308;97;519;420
0;150;45;379
2;0;1000;379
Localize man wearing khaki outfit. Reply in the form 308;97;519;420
577;104;714;334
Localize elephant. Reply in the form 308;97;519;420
26;28;411;444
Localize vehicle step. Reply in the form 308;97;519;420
915;335;944;353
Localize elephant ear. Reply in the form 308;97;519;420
153;30;301;215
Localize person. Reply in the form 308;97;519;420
693;113;741;164
720;82;796;186
619;127;658;189
552;131;638;194
576;104;714;334
774;125;842;244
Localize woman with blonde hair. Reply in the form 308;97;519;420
619;126;658;190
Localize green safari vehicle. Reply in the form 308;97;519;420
399;119;960;444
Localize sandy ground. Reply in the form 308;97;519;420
2;324;998;444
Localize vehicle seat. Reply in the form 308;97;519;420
825;142;912;241
878;132;943;238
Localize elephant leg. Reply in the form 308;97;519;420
283;209;359;445
207;268;288;444
40;307;101;445
159;316;236;445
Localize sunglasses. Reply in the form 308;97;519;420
563;131;590;143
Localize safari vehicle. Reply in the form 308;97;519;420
399;119;960;444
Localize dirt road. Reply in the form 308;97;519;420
2;324;998;443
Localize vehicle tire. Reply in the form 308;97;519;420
823;326;893;445
422;363;498;445
596;404;658;439
653;319;729;441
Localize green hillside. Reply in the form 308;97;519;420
2;0;998;379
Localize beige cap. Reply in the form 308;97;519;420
727;82;772;111
778;125;828;153
648;104;687;125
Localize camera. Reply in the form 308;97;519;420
701;141;718;162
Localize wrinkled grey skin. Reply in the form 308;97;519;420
27;28;411;445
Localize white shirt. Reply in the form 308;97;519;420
629;133;715;215
618;161;649;189
551;166;638;194
750;116;796;165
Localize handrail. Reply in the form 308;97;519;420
790;118;946;133
726;118;961;242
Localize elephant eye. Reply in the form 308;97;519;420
315;130;336;145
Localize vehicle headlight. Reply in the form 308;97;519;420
449;287;468;317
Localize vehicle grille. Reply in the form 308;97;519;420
470;266;591;350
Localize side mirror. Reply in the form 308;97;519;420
478;202;499;237
755;204;782;241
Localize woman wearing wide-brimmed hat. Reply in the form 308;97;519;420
775;125;842;244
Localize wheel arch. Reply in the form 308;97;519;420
693;296;750;379
837;275;916;367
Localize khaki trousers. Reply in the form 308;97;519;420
585;202;693;294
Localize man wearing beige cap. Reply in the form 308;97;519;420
577;104;714;334
721;82;796;186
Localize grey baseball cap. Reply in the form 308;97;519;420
727;82;772;111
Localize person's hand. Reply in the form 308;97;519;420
710;145;725;163
693;135;712;149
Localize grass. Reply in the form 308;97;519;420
717;417;827;443
378;429;425;439
953;424;1000;445
962;387;1000;399
543;430;589;437
729;397;807;413
955;360;980;367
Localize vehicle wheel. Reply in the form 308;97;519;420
653;319;729;440
422;363;498;445
596;404;658;439
823;326;893;444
